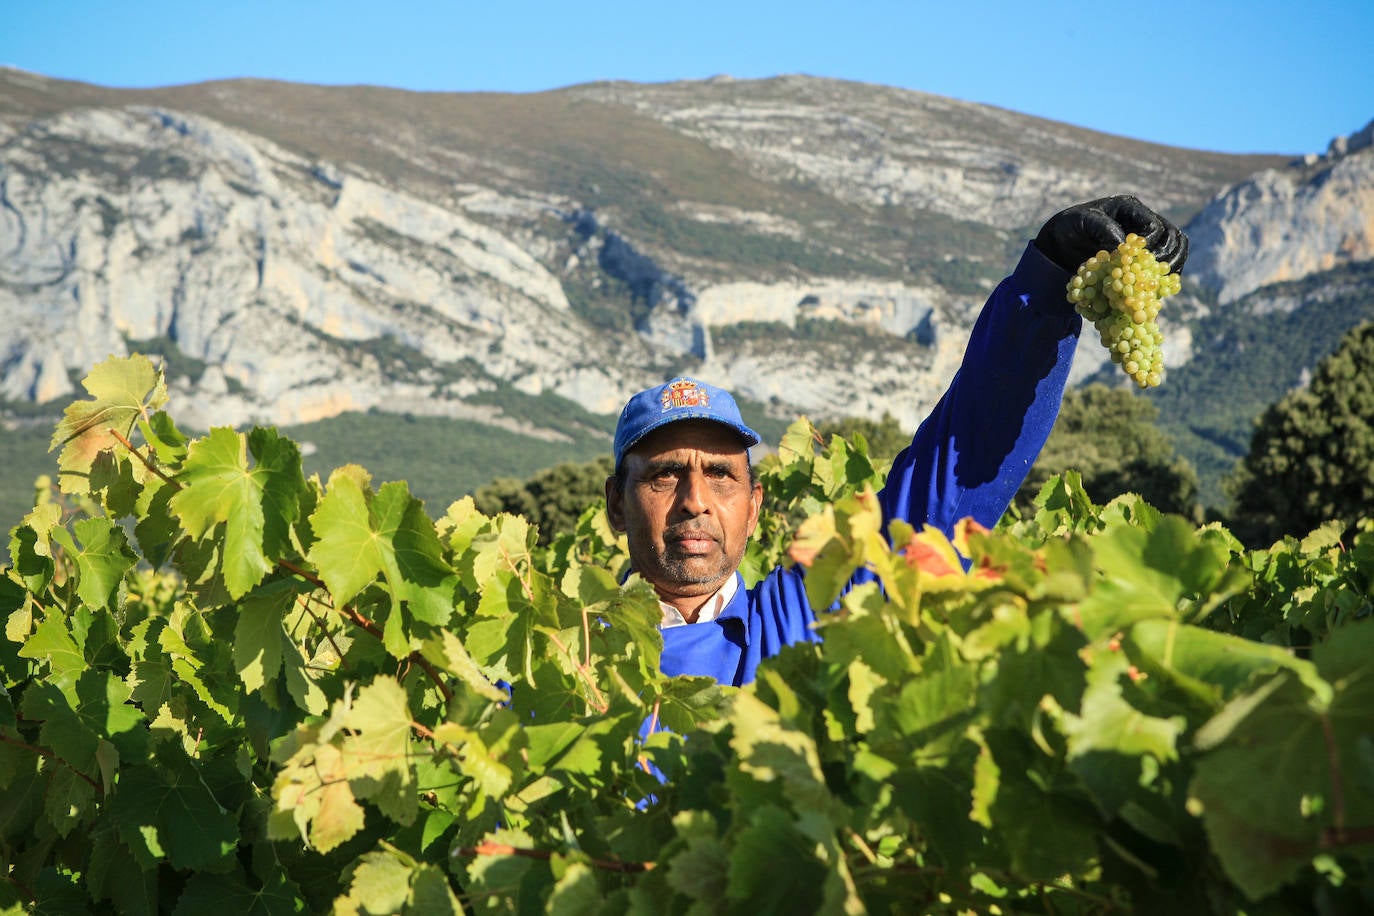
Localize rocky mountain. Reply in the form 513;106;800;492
1;66;1370;515
1185;120;1374;304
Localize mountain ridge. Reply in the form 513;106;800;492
1;67;1370;530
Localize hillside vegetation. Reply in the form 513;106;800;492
1;67;1366;539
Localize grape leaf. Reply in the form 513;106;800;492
281;640;328;716
1060;656;1185;762
990;763;1102;881
812;584;915;681
776;416;818;466
1127;619;1322;710
465;567;561;686
169;427;305;599
234;583;294;693
308;472;455;657
51;354;167;494
788;488;885;610
431;720;516;801
563;568;662;681
42;762;97;837
7;502;61;593
1031;470;1098;536
271;739;366;854
87;816;159;915
175;867;307;916
303;467;381;604
1190;656;1374;901
339;851;412;915
48;517;138;611
813;434;878;500
134;479;182;570
88;449;141;518
436;495;488;559
1077;516;1232;636
419;630;508;703
249;427;307;554
343;676;418;825
18;613;86;703
729;686;839;844
462;830;541;908
390;495;458;626
465;513;535;588
969;734;1000;828
65;670;145;764
408;863;463;914
112;758;239;870
158;606;240;725
726;804;825;913
979;612;1086;731
522;725;582;774
31;869;89;912
545;860;600;916
664;834;730;909
880;653;978;757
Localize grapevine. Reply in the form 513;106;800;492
1067;233;1182;388
1;355;1373;913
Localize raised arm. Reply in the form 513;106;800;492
878;196;1189;536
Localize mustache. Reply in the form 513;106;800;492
664;522;720;542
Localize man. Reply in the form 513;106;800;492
605;196;1189;687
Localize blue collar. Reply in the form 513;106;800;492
713;572;752;647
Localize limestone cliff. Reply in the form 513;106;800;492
1;68;1366;444
1184;120;1374;304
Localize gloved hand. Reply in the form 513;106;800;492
1034;195;1189;275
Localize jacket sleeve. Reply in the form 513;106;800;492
877;241;1081;536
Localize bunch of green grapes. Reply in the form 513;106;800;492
1066;233;1182;388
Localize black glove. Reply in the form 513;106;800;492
1034;195;1189;275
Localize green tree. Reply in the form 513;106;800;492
1019;383;1200;517
473;454;615;544
815;411;910;464
1225;321;1374;546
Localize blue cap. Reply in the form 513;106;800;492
613;377;761;470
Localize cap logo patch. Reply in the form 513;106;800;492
661;379;709;412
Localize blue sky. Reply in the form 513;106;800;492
4;0;1370;155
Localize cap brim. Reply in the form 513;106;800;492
618;413;760;466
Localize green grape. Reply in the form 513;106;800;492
1066;233;1182;389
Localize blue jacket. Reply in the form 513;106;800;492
660;243;1080;687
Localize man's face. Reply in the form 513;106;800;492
605;420;763;607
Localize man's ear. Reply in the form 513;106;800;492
604;476;626;532
746;479;763;537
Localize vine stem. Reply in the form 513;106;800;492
544;631;608;713
296;593;350;671
847;829;879;865
453;841;655;873
581;604;592;670
409;720;469;763
109;428;180;488
494;541;607;713
0;734;102;793
1323;825;1374;848
637;697;661;774
1320;712;1346;833
0;874;34;904
277;559;453;703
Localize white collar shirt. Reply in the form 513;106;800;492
659;574;739;628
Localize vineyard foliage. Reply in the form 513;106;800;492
1;354;1372;914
